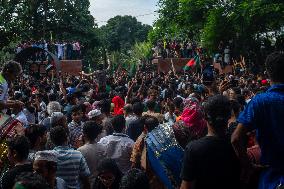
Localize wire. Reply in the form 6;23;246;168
96;12;158;23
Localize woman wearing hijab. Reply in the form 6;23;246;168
93;159;122;189
112;96;125;116
172;97;207;148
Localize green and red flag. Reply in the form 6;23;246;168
184;55;201;71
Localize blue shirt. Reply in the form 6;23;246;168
238;84;284;170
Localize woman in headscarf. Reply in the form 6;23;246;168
145;97;207;189
173;97;207;148
93;158;122;189
112;96;125;115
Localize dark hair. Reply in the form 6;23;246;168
25;125;46;149
120;168;150;189
111;115;126;133
48;93;57;102
265;52;284;83
3;61;22;75
94;159;122;189
132;102;144;115
167;102;175;112
123;104;133;114
99;99;111;114
14;172;50;189
236;94;246;109
230;100;241;116
97;158;122;177
83;121;102;141
71;105;81;114
7;136;30;161
173;97;183;108
143;116;159;132
146;100;156;111
50;126;68;146
204;95;231;130
66;94;75;103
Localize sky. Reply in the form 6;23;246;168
89;0;159;27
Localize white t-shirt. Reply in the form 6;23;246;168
98;133;134;173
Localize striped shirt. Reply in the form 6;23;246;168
53;146;90;189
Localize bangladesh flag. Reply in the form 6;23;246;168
184;55;201;71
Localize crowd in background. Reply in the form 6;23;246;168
152;40;232;68
0;50;283;189
16;40;82;60
152;40;200;59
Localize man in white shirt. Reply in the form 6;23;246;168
55;42;65;60
0;61;24;112
99;115;134;173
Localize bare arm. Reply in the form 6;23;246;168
0;100;24;110
231;123;252;183
171;59;178;77
126;80;136;103
59;78;67;102
231;123;249;161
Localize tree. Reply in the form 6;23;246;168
0;0;100;68
100;15;152;52
0;0;97;45
151;0;284;59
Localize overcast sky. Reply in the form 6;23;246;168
89;0;159;27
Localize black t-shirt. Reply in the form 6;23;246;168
181;136;240;189
126;118;144;141
1;163;33;189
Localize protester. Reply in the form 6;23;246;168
50;126;90;189
13;172;50;189
123;104;135;129
99;115;134;173
0;61;24;112
180;95;241;189
126;102;145;141
88;109;104;125
120;168;150;189
142;100;164;123
98;99;113;135
1;136;32;189
15;40;82;60
232;52;284;189
40;101;62;129
78;121;105;187
0;45;282;189
68;105;83;148
130;116;159;169
33;151;67;189
93;159;122;189
24;124;47;161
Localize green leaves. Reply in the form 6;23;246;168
151;0;284;54
0;0;96;45
100;15;151;53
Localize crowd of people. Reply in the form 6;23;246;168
16;40;82;60
152;40;201;59
152;40;233;69
0;50;283;189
